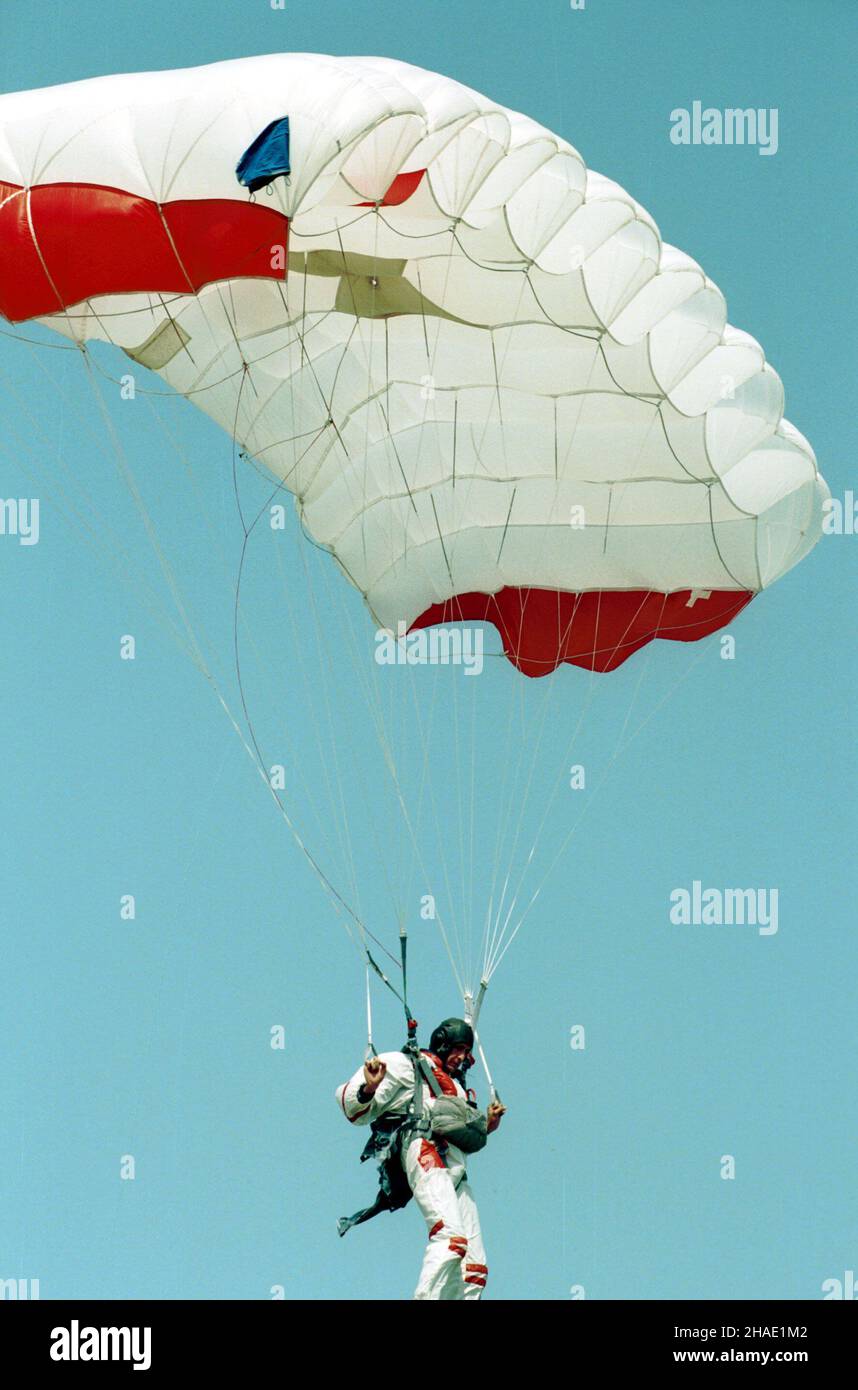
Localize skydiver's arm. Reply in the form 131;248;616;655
335;1053;409;1125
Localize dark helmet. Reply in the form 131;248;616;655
429;1017;474;1062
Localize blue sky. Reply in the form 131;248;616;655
0;0;855;1301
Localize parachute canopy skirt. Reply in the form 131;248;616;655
0;54;827;675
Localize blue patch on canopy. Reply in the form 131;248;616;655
236;117;291;194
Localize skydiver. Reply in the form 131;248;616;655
336;1017;506;1299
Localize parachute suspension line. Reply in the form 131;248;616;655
149;401;365;900
488;650;570;958
610;633;717;755
284;534;374;924
398;658;468;999
298;549;417;930
113;330;361;897
262;319;373;925
5;324;372;939
86;331;384;966
481;594;598;977
489;608;716;978
484;586;654;977
397;653;467;989
375;604;468;991
297;437;467;1001
488;595;589;893
482;654;593;978
254;474;372;903
228;300;366;895
0;352;204;667
400;671;469;989
227;368;404;973
479;662;529;976
431;519;470;980
79;347;222;680
485;586;657;978
464;643;479;986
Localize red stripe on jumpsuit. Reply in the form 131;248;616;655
339;1087;370;1123
421;1052;459;1096
417;1139;446;1172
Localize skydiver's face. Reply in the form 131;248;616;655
445;1044;469;1072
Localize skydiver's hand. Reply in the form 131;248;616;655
486;1100;506;1133
363;1056;387;1094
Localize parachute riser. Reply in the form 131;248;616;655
464;978;499;1102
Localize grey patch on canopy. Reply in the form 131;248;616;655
287;249;466;324
125;317;191;369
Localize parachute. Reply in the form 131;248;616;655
0;55;828;1043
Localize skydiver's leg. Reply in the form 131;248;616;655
402;1136;468;1300
456;1181;488;1299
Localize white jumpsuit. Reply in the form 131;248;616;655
336;1050;488;1299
